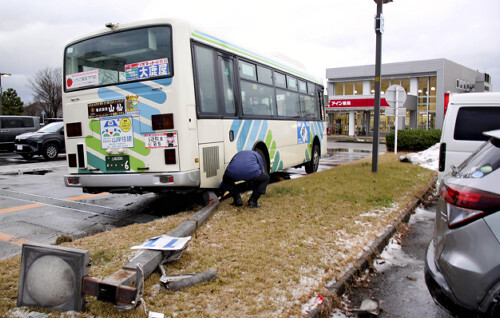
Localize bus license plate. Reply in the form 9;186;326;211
106;155;130;171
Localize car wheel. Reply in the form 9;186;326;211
21;153;34;160
305;143;320;174
43;143;59;160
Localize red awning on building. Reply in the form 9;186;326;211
327;97;390;109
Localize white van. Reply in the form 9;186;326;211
438;92;500;180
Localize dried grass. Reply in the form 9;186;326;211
0;153;436;317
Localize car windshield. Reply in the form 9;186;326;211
456;137;500;178
64;25;172;91
38;122;63;133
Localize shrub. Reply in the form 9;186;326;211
386;129;441;151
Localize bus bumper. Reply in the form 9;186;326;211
64;170;201;193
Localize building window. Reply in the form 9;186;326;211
417;76;437;129
354;81;363;95
334;82;343;96
344;82;354;95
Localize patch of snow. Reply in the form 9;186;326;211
373;237;420;272
409;207;436;225
404;143;440;171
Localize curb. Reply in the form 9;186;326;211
0;162;66;175
307;175;437;317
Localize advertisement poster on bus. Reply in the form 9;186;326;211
100;117;134;149
145;132;177;149
297;121;310;144
88;99;126;118
65;69;99;89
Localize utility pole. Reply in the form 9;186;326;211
371;0;392;172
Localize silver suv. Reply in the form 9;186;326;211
425;129;500;317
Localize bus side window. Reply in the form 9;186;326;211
218;56;237;116
193;45;218;114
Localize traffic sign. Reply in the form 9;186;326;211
385;85;406;108
385;107;406;117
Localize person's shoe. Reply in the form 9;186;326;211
248;200;261;208
230;198;243;206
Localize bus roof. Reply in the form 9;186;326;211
64;18;323;86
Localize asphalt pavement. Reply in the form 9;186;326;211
335;202;452;318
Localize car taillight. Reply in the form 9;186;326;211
441;183;500;228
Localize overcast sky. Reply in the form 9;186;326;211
1;0;499;104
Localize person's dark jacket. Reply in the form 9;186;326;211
224;150;264;181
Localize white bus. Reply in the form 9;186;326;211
62;18;326;194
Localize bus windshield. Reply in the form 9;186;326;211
64;25;172;91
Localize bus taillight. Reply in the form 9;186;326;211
164;149;176;165
68;154;77;167
66;122;82;137
152;114;174;130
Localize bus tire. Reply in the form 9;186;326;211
305;143;320;174
255;148;269;174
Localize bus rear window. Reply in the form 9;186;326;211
64;25;172;91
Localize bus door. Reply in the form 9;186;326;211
195;50;237;188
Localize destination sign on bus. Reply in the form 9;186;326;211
125;58;170;81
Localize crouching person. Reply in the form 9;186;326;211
221;150;270;208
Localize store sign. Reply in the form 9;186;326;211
327;98;390;108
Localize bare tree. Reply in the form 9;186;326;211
29;67;62;118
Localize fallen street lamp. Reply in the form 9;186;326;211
371;0;393;173
0;72;12;115
17;192;219;313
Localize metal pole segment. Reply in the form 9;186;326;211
83;192;219;307
372;0;384;172
395;89;398;154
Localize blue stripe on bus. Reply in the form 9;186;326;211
230;120;243;138
118;78;172;104
258;121;268;141
237;120;253;151
246;120;262;150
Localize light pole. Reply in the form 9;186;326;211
371;0;392;173
0;72;12;115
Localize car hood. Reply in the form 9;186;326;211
16;132;51;140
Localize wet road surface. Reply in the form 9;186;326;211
332;201;452;318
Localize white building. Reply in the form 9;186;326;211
325;58;491;136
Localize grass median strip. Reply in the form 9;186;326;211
0;153;436;317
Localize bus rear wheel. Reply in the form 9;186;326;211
255;148;269;174
305;143;320;174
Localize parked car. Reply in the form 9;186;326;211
14;121;65;160
0;115;40;151
425;129;500;317
438;92;500;183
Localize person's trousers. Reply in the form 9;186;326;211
223;171;270;201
